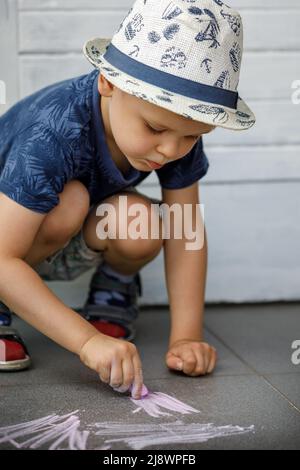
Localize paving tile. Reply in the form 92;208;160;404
204;304;300;374
0;376;299;450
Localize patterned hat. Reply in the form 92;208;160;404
83;0;256;131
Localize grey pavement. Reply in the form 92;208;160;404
0;301;299;450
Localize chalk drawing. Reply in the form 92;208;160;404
0;392;255;450
0;411;89;450
93;421;255;450
130;391;201;417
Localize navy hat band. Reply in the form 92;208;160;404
104;43;238;110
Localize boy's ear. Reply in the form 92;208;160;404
98;74;114;97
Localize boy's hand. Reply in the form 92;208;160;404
166;339;217;376
79;333;144;399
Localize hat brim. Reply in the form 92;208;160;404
83;38;256;131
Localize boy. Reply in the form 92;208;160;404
0;0;255;399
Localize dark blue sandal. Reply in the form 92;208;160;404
79;269;143;342
0;301;12;326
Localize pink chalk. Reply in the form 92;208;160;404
129;384;149;399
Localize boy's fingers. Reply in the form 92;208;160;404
180;350;197;375
121;358;135;391
207;348;217;374
192;349;206;375
99;364;111;384
131;354;144;399
166;353;183;371
109;358;123;388
204;346;211;372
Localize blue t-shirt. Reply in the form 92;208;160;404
0;69;209;214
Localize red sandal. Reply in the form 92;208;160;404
0;327;31;371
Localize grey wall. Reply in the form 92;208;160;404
0;0;300;304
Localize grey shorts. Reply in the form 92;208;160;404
35;186;163;282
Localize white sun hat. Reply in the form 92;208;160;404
83;0;256;131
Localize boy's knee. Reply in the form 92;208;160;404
110;193;164;261
116;236;163;262
40;180;90;245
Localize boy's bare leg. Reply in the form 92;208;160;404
24;187;163;274
82;192;164;275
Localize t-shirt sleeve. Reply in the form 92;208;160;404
155;137;209;189
0;122;72;214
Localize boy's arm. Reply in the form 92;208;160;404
161;182;216;375
0;193;145;398
0;193;100;354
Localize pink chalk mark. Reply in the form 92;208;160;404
130;391;200;418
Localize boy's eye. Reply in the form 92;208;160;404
146;123;161;134
146;123;198;140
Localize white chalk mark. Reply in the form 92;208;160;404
93;420;255;450
130;391;201;418
0;393;255;450
0;411;89;450
132;407;142;414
